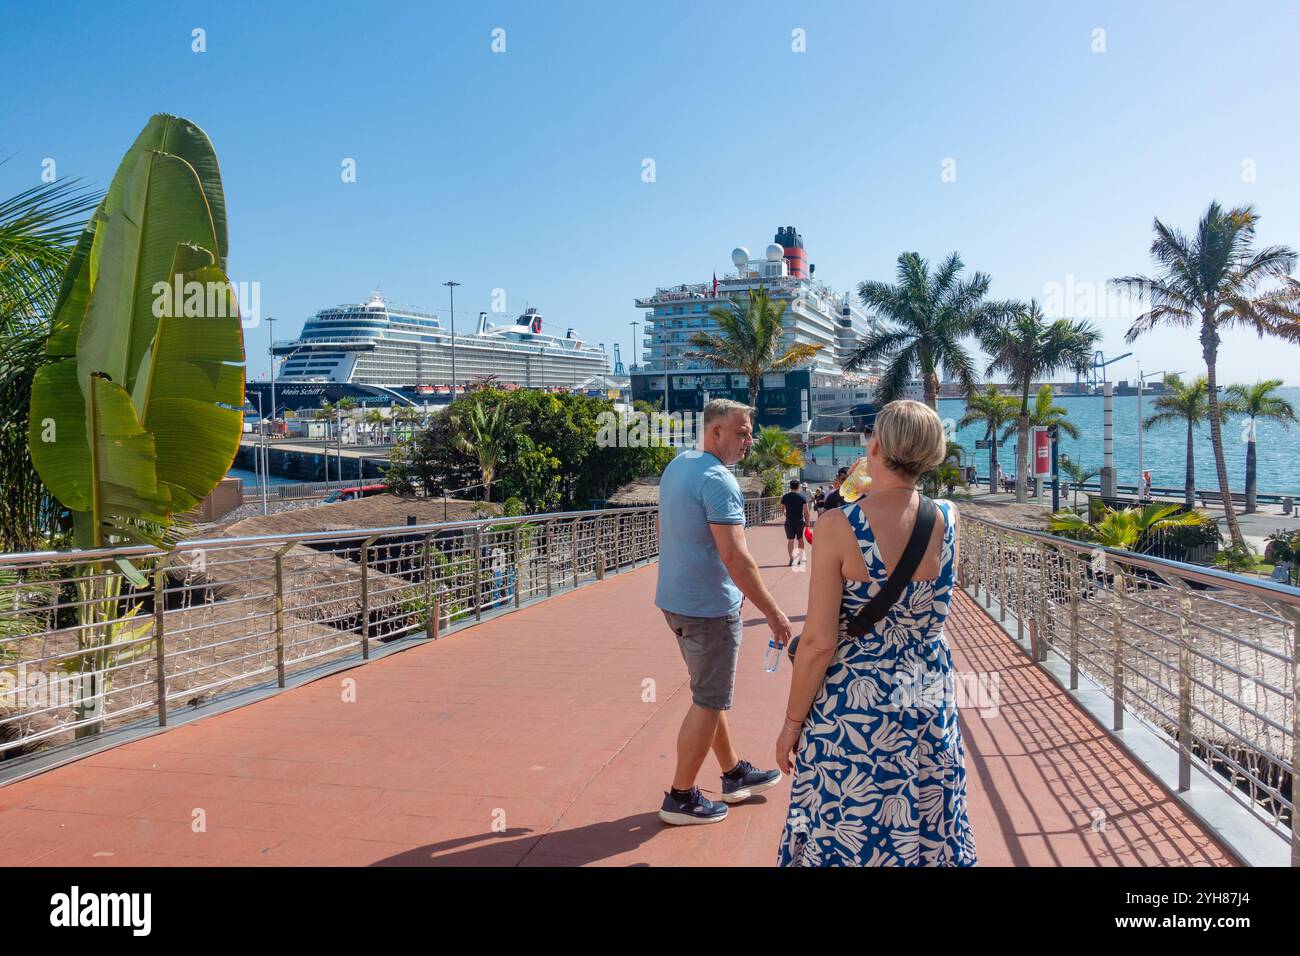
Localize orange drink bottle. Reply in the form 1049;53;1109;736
839;457;873;502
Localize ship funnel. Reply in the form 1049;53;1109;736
476;311;488;335
775;226;807;278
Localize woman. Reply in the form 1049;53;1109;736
775;400;977;867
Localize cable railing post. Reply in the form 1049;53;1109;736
1112;564;1125;731
473;526;483;621
513;524;522;609
1037;542;1049;663
1277;609;1300;868
422;533;437;640
572;519;580;589
545;520;553;596
997;531;1007;622
596;516;606;582
153;558;167;727
1177;588;1193;792
1017;541;1026;644
360;535;376;659
1068;551;1080;690
983;528;993;611
274;545;289;687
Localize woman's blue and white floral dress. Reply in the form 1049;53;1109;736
778;499;977;867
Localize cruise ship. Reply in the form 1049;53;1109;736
273;293;610;390
630;226;881;429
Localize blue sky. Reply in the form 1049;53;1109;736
5;0;1299;385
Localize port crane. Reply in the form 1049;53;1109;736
1076;350;1133;392
612;343;626;376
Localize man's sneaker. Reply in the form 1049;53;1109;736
659;787;729;825
720;760;782;804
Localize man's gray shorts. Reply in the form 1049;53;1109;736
661;608;743;711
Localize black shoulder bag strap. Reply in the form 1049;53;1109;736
844;495;938;638
788;495;939;661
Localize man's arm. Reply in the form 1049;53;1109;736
710;523;791;644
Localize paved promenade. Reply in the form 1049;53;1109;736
0;526;1236;866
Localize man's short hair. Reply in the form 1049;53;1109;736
701;398;754;429
835;466;849;479
789;479;800;490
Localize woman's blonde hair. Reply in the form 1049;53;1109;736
873;400;948;478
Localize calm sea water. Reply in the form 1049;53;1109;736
936;387;1300;494
226;467;298;486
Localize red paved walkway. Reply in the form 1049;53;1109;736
0;526;1236;866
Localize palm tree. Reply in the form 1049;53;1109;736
919;440;967;498
743;425;804;474
1050;502;1210;552
847;252;1017;409
364;408;385;444
687;286;822;409
0;174;99;551
1143;374;1215;510
1059;459;1101;509
453;402;510;501
1111;201;1298;549
1012;385;1079;442
1223;379;1296;514
981;303;1100;502
958;386;1018;494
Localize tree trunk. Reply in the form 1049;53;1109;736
923;371;939;411
988;430;997;496
1015;414;1029;504
1202;328;1245;549
1184;420;1195;511
1245;422;1257;514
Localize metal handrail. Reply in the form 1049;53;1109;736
957;511;1297;865
962;512;1300;608
0;497;783;768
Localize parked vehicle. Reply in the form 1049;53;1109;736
323;483;388;503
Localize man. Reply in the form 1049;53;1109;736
655;399;791;825
822;465;849;510
780;479;810;565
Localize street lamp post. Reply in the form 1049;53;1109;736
253;392;269;516
266;315;276;422
1137;365;1182;493
630;320;639;370
444;281;460;398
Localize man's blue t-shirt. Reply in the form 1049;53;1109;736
655;449;746;617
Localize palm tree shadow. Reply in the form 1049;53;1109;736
369;812;666;867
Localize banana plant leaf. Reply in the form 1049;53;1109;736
29;114;241;545
76;147;220;397
46;114;228;358
132;243;245;512
28;364;171;544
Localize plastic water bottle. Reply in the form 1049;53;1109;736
763;639;783;673
840;457;873;503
